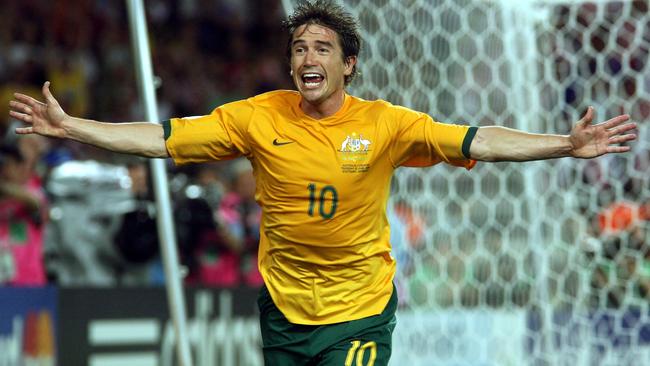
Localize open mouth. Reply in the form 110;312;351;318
301;72;324;88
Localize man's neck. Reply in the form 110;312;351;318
300;91;346;119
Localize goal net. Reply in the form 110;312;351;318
282;0;650;365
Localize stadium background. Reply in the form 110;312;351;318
0;0;648;365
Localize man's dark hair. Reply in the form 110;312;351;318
283;0;361;85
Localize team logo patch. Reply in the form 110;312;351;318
340;132;371;152
338;132;371;173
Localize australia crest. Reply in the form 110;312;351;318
338;132;371;173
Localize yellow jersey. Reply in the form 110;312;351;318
164;90;476;324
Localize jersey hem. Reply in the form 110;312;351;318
264;279;395;325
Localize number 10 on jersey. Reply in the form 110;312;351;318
307;183;338;219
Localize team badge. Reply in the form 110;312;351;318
340;132;371;152
338;132;371;173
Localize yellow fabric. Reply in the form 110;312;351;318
165;90;475;324
48;63;88;118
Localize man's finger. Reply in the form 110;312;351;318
579;106;594;125
606;145;631;153
10;110;34;124
600;115;632;130
606;121;637;136
607;122;637;137
9;101;32;115
42;81;58;105
609;134;637;145
15;126;34;135
13;93;45;108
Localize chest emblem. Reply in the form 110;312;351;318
338;132;371;173
340;133;371;152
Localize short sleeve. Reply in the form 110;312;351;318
388;106;476;169
164;99;254;165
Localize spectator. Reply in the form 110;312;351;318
0;143;48;285
0;0;290;158
113;160;161;285
184;159;263;287
173;163;239;286
597;200;640;235
218;159;263;287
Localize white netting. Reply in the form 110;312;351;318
283;0;650;365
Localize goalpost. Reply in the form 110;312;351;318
283;1;650;365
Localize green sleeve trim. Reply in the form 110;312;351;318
162;119;171;140
462;126;478;159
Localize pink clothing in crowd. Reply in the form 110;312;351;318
0;177;47;285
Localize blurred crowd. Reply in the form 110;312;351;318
0;0;291;288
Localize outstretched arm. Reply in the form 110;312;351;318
9;82;169;158
469;107;637;162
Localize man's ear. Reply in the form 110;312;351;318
344;56;357;76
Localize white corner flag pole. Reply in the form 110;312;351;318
125;1;193;365
280;0;294;14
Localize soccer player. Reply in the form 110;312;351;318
8;0;637;364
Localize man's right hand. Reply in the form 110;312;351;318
10;81;69;138
9;81;169;158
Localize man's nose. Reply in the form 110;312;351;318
304;50;318;65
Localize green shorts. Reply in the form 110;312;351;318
257;284;397;366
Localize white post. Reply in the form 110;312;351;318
280;0;294;15
125;1;193;365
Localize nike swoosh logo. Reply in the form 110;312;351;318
273;139;294;146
